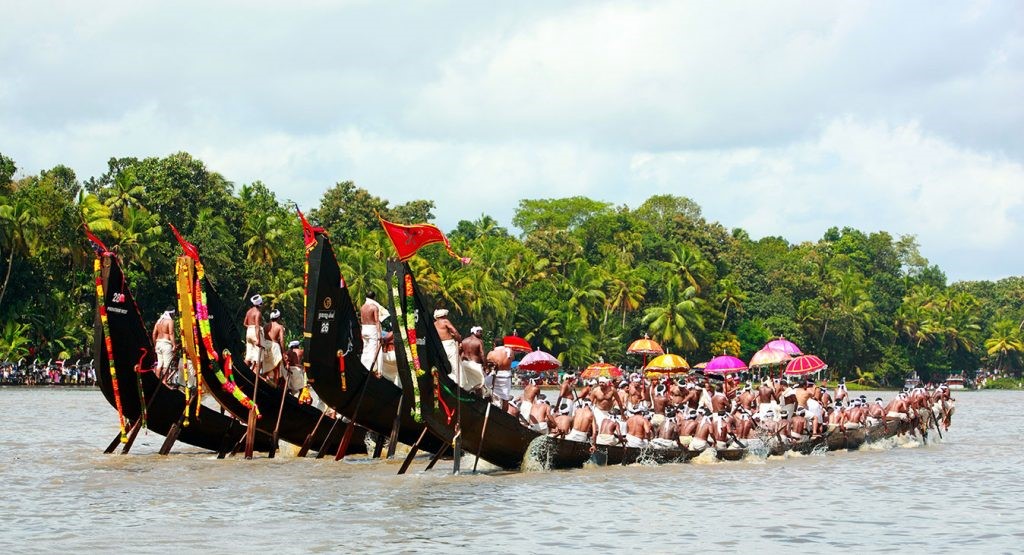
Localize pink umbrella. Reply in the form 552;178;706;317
784;354;827;375
765;336;802;356
703;355;747;375
749;347;792;367
518;348;561;372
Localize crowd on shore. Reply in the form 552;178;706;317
0;359;96;386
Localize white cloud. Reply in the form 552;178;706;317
627;117;1024;279
1;1;1021;281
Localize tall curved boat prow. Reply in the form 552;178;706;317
92;244;257;453
387;260;570;470
170;235;366;456
303;227;441;453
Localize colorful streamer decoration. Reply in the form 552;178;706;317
94;256;127;443
392;273;422;422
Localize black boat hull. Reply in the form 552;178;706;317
94;252;260;453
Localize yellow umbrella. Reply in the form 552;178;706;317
644;353;690;375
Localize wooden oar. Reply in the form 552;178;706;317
471;401;493;473
398;427;429;475
424;442;450;471
296;408;328;458
931;411;944;440
268;372;289;459
122;354;178;454
315;415;342;459
384;395;402;459
335;345;381;461
244;358;261;459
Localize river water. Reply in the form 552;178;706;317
0;388;1021;553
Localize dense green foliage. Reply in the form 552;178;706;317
1;151;1022;386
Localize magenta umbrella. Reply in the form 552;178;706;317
765;336;802;356
518;348;562;372
704;355;748;375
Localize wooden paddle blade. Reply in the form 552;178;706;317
244;409;257;459
334;421;356;461
103;431;123;454
159;415;184;456
121;418;145;454
398;428;429;475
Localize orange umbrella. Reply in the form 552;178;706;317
581;362;624;380
628;334;664;367
644;353;690;374
627;334;664;356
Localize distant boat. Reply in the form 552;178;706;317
946;372;966;390
904;371;922;389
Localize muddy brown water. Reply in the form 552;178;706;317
1;388;1021;553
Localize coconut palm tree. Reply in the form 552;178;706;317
716;278;746;331
0;197;44;311
985;320;1023;372
114;205;162;272
643;281;705;352
560;260;607;327
664;244;713;295
605;264;646;327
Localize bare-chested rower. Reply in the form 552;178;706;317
597;408;624;446
243;295;264;373
529;395;554;433
152;306;176;378
360;291;383;375
652;407;681;449
756;379;777;417
710;384;729;413
589;377;624;428
550;402;574;439
264;309;286;383
555;372;578;411
566;401;597;452
433;308;461;376
485;339;513;408
624;408;652;448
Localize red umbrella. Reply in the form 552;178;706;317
581;361;623;380
784;354;827;376
704;355;747;375
518;348;561;372
502;334;532;353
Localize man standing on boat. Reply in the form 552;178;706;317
485;338;514;408
455;325;485;393
285;340;304;396
433;308;461;378
360;291;387;376
152;306;176;378
243;294;264;373
264;309;286;383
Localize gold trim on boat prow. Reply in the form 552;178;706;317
303;332;312;338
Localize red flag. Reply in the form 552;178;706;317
169;224;200;261
379;215;469;264
83;223;110;254
297;208;325;251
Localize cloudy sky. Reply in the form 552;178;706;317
2;1;1021;281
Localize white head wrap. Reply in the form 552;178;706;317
250;294;263;306
434;309;448;319
269;309;281;320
